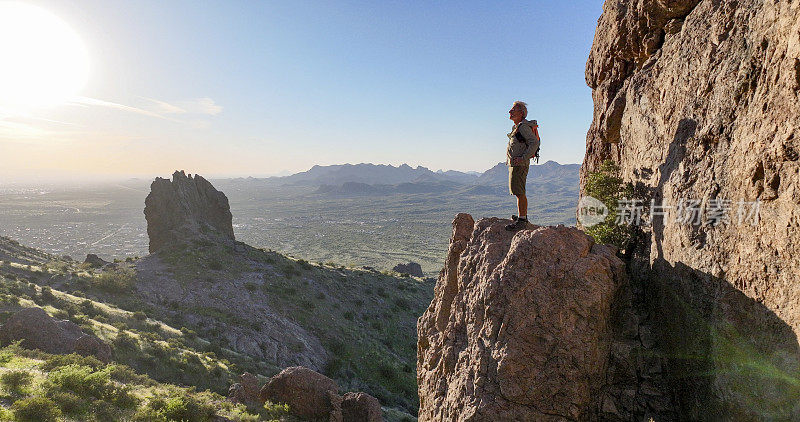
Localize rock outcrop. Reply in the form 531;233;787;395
417;214;626;421
83;253;109;268
144;170;234;253
392;262;423;277
581;0;800;419
341;392;383;422
228;372;261;406
0;307;112;362
260;366;342;421
254;366;384;422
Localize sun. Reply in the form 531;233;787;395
0;2;90;113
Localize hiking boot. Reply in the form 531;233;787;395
505;217;528;231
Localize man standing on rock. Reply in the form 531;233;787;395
505;100;540;231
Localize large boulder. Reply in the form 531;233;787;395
341;392;382;422
0;307;112;362
392;262;423;277
582;0;800;419
417;214;625;421
144;170;234;253
259;366;342;421
228;372;261;406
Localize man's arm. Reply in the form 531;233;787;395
519;123;540;161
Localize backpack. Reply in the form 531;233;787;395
514;120;541;164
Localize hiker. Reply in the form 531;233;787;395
505;100;540;231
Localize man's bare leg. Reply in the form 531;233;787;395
517;194;528;218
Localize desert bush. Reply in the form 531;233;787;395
47;390;86;415
106;364;153;386
112;332;138;352
12;396;62;422
133;310;147;321
93;269;136;293
46;364;108;397
180;327;197;339
130;406;169;422
0;348;14;365
148;393;216;422
44;364;136;408
41;353;104;371
1;369;33;392
80;299;99;317
582;159;634;250
39;286;55;303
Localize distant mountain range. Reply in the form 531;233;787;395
227;161;580;196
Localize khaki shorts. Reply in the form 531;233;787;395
509;165;529;196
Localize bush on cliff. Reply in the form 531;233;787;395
583;159;633;250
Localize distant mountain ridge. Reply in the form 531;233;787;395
237;161;580;192
276;163;477;186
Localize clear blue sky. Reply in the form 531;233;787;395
2;0;603;180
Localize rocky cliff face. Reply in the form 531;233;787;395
144;170;235;253
417;215;627;421
582;0;800;419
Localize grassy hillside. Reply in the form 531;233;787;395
0;344;296;421
0;236;426;420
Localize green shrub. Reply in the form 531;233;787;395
39;286;55;303
44;364;136;408
89;399;117;421
1;370;32;392
133;311;147;321
0;348;15;365
47;391;86;415
112;332;138;351
80;299;99;317
180;327;197;339
93;269;136;293
583;159;634;250
12;396;62;422
148;393;216;422
131;406;169;422
41;353;104;371
46;364;108;397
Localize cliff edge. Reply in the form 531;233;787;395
582;0;800;419
417;214;626;421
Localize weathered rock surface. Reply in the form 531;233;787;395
417;214;626;421
228;372;261;406
392;262;423;277
582;0;800;419
0;307;112;362
134;252;329;371
341;392;383;422
144;170;234;253
84;253;109;268
260;366;342;421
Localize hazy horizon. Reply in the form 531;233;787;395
0;159;581;185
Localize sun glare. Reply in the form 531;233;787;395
0;2;90;113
